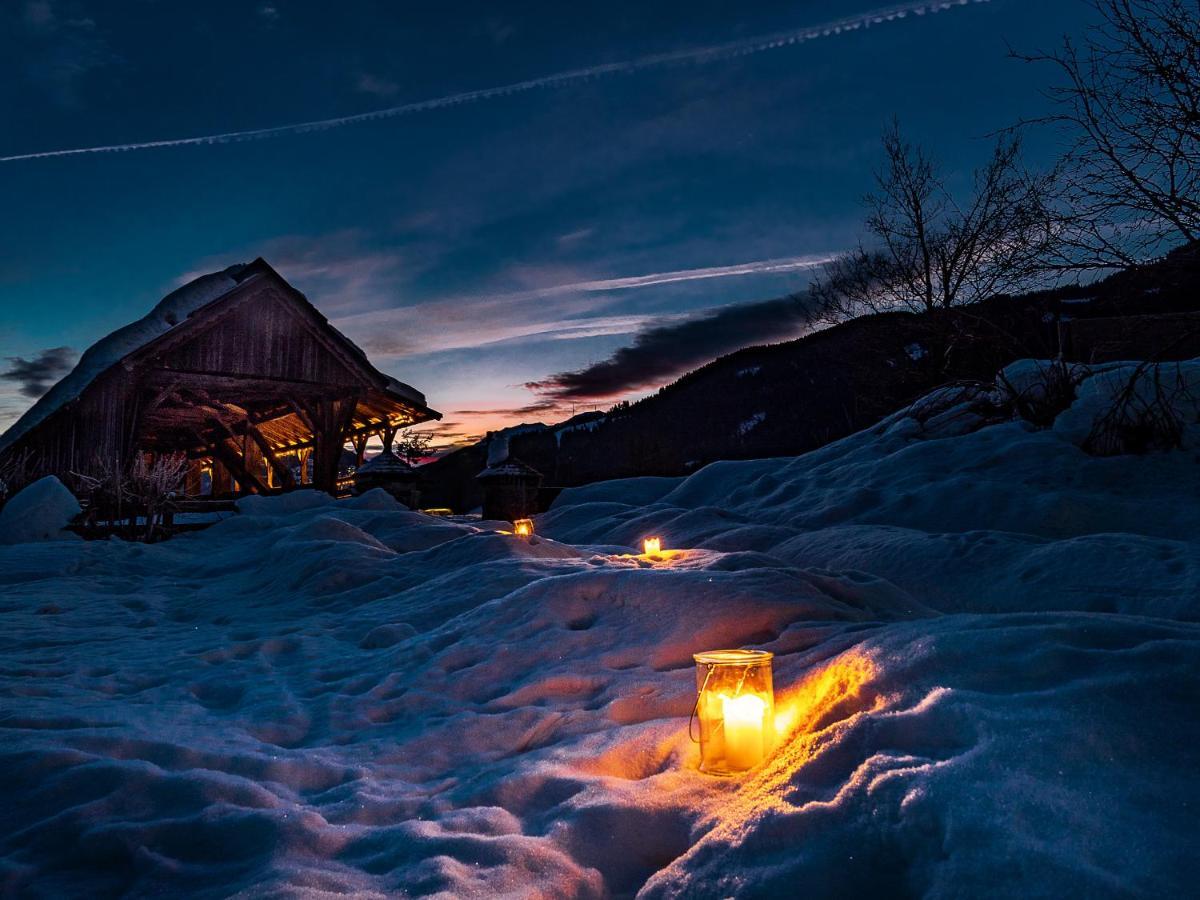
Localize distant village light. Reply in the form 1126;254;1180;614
691;649;775;775
513;518;534;537
643;537;662;557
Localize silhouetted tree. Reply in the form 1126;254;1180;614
812;122;1056;321
1021;0;1200;267
394;427;433;465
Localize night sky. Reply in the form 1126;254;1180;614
0;0;1094;448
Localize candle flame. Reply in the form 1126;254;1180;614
643;537;662;556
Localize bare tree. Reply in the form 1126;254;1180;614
1020;0;1200;267
812;122;1057;321
393;427;433;465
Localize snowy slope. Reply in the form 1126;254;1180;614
0;362;1197;897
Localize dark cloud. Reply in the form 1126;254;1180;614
2;346;76;398
525;295;814;403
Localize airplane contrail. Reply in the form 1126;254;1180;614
0;0;991;164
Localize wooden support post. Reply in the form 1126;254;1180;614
210;436;271;495
243;432;267;491
304;396;358;495
210;460;233;496
353;433;368;468
196;420;271;496
296;447;311;485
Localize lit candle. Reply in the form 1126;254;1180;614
643;537;662;556
692;648;774;775
513;518;533;537
721;692;767;770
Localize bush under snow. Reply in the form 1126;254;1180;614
0;363;1196;896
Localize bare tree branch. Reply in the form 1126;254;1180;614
811;121;1058;321
1016;0;1200;268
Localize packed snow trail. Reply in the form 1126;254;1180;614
0;359;1196;897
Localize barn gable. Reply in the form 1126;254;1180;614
0;259;439;498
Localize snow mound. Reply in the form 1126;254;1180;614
0;360;1196;896
0;475;81;544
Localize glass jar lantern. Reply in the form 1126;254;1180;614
691;649;775;775
512;518;534;537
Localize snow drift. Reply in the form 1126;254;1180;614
0;361;1196;897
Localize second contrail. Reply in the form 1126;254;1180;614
0;0;991;164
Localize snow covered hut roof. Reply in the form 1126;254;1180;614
0;264;248;454
476;456;543;480
356;449;416;476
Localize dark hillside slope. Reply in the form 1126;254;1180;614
419;244;1200;511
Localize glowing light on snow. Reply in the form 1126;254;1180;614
643;537;662;557
692;649;775;775
513;518;534;537
771;650;880;747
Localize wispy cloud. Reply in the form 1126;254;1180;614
177;231;421;318
1;0;992;162
336;254;833;356
355;72;400;98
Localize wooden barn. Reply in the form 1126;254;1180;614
0;258;440;498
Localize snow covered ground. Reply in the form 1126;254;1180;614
1;362;1197;897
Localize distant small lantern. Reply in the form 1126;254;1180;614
691;649;775;775
643;537;662;557
513;518;534;537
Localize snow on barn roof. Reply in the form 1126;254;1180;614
0;264;248;454
0;261;435;455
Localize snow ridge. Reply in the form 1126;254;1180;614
0;359;1196;896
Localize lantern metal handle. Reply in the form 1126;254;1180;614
688;664;715;743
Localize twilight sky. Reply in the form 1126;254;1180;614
0;0;1094;448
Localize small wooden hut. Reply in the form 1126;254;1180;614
0;258;440;497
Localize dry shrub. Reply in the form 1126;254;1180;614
996;360;1082;428
71;452;188;540
1083;363;1190;456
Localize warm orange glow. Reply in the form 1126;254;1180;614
513;518;534;537
720;692;769;770
693;649;774;775
682;648;883;851
770;649;879;746
643;537;662;556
